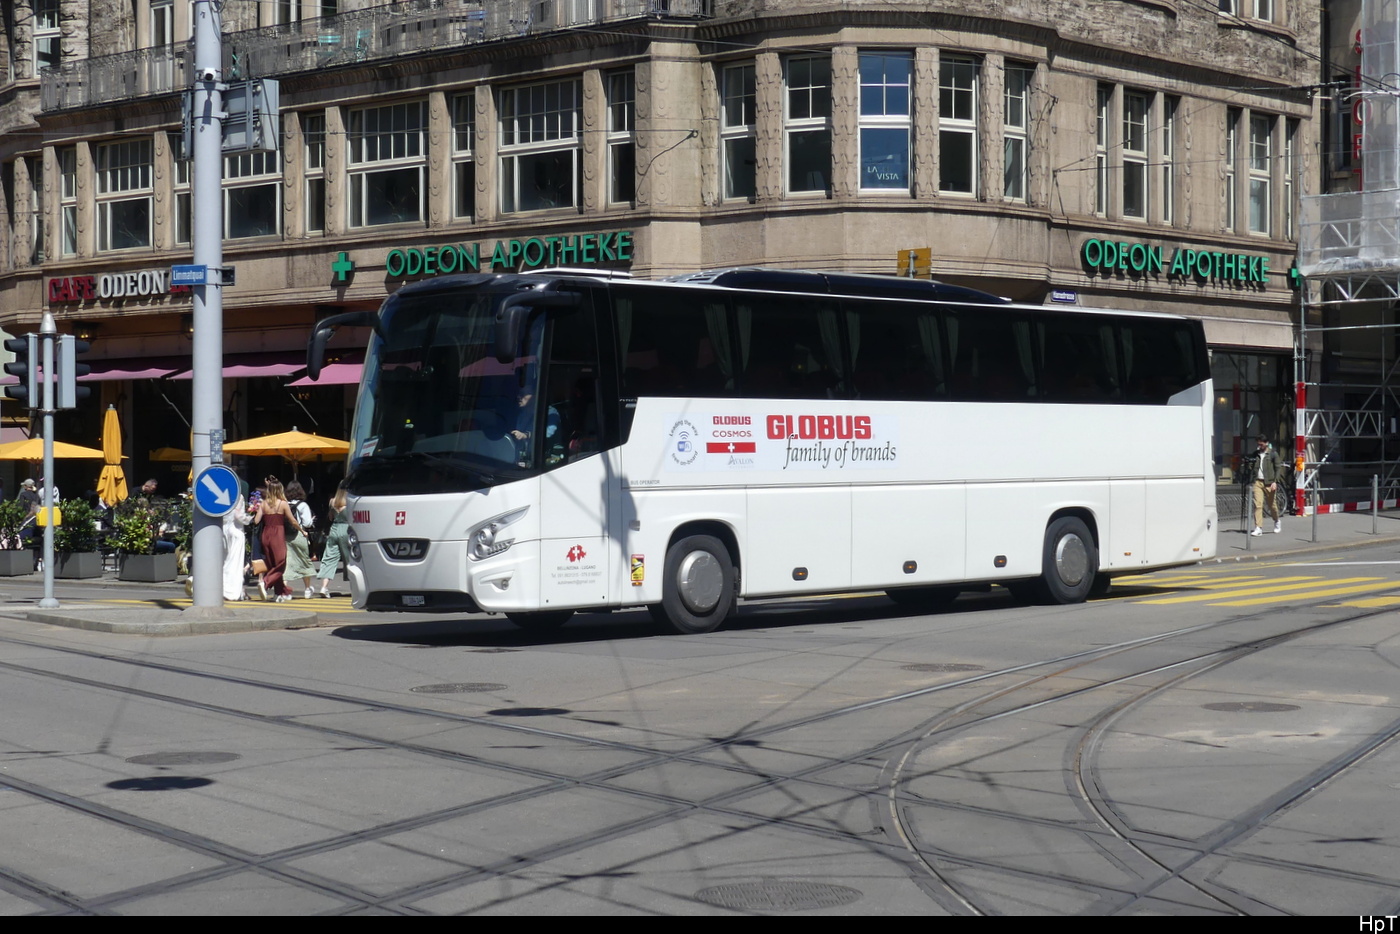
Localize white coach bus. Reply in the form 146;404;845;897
307;268;1216;633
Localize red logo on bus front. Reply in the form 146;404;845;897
352;510;370;524
395;511;406;525
766;415;872;441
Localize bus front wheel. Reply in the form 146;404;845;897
1036;516;1097;604
506;610;574;631
654;535;736;635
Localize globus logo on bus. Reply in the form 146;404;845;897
666;413;899;472
1081;237;1271;286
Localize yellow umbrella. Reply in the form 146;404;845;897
0;438;106;460
221;428;351;478
96;405;129;506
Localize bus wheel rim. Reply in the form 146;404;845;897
1054;534;1088;587
677;550;723;613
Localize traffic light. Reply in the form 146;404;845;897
3;334;37;407
56;334;91;409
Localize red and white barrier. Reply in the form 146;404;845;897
1303;498;1400;516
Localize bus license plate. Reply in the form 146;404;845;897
401;595;425;607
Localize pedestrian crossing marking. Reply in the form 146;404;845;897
1134;576;1381;605
1334;596;1400;608
1212;580;1400;606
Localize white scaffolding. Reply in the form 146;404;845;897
1296;0;1400;509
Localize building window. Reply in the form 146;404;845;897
276;1;336;23
1284;119;1297;239
59;146;77;256
607;71;636;205
95;139;153;252
721;63;756;201
1003;63;1032;201
150;0;173;47
35;0;60;73
347;101;426;228
1221;0;1274;22
1249;113;1272;235
1162;96;1178;225
29;158;44;264
499;79;581;214
451;96;474;220
1122;90;1149;220
225;151;280;239
1095;85;1110;215
858;51;912;192
303;112;325;233
1225;108;1240;232
785;55;832;194
939;55;978;195
171;135;190;246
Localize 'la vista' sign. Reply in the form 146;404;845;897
1082;237;1271;285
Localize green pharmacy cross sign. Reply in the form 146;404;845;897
1082;238;1271;285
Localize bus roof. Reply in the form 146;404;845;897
663;267;1008;303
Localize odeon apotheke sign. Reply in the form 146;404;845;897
383;230;633;279
1081;237;1272;285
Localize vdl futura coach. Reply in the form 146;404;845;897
306;267;1217;634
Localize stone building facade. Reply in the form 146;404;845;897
0;0;1320;492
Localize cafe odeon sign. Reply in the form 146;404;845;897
1081;237;1271;286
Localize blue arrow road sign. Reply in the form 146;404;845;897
193;464;240;518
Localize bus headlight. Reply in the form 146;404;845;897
346;525;362;561
468;507;528;561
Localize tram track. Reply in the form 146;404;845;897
882;598;1400;915
1;582;1398;913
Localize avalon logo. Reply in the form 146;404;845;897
382;539;428;560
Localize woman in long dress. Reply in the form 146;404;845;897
283;481;317;598
221;486;254;601
254;477;302;602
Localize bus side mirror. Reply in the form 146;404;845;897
307;310;381;380
494;290;581;364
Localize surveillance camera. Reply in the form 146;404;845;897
198;68;218;82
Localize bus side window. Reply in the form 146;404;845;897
735;294;844;399
948;311;1035;401
844;300;947;401
616;288;733;397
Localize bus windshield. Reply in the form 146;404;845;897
346;287;550;495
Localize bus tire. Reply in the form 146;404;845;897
886;586;959;612
506;610;574;631
655;535;736;635
1036;516;1097;604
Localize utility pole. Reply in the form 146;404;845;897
38;313;56;609
189;0;224;610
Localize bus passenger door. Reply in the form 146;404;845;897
536;300;611;610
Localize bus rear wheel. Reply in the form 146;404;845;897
506;610;574;631
654;534;736;635
1036;516;1097;604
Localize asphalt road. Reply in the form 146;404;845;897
2;545;1399;915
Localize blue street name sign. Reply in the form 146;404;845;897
193;464;241;518
1050;289;1078;303
171;264;208;286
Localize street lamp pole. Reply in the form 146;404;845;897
189;0;224;609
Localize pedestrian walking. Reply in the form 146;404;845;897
1252;433;1283;536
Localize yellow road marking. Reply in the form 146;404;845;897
1213;581;1400;606
1135;577;1376;604
1338;596;1400;608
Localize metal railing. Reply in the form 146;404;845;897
41;0;714;111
